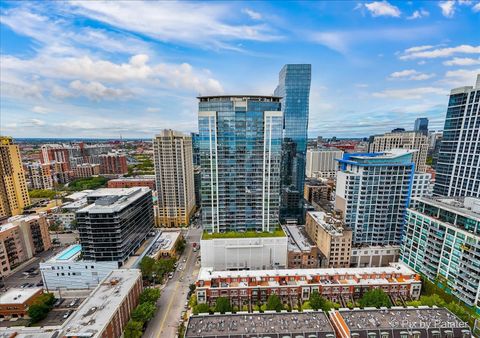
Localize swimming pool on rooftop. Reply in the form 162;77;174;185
57;244;82;260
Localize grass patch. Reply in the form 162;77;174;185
68;176;108;191
202;229;285;240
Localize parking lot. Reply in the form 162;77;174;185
1;246;65;291
35;296;86;326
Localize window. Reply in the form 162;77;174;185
380;333;389;338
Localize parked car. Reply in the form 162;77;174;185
36;280;44;287
63;310;73;319
20;283;29;288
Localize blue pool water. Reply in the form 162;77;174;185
57;244;82;260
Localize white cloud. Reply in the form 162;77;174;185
310;32;348;53
443;57;480;66
32;106;50;114
373;87;446;99
407;9;429;19
473;2;480;12
389;69;418;78
69;80;132;100
389;69;435;81
439;1;456;17
242;8;262;20
399;44;480;60
1;54;224;96
364;1;401;17
146;107;161;113
70;1;281;50
442;68;480;86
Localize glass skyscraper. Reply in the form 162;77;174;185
434;75;479;197
274;64;311;222
198;96;283;233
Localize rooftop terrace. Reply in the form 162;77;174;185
185;311;335;338
202;229;285;240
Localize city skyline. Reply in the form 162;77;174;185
1;1;479;138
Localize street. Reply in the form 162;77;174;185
143;226;202;338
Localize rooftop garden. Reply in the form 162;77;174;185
202;228;285;240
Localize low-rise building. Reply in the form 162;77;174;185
0;214;51;278
305;211;352;268
61;269;142;338
304;178;333;204
40;244;118;290
195;263;422;308
147;230;182;259
185;311;336;338
107;177;156;190
350;245;400;268
329;307;471;338
200;231;288;270
0;287;43;319
283;224;322;268
401;197;480;314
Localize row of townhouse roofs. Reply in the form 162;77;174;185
185;307;472;338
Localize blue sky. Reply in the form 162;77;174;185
1;1;479;138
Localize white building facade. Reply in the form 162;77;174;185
40;244;117;290
306;148;344;179
200;236;288;270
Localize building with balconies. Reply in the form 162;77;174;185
195;263;421;308
400;197;480;314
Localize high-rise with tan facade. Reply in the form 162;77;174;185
0;137;30;218
153;130;195;227
369;131;428;172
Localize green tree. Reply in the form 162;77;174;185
175;238;186;254
193;303;211;315
266;294;283;312
359;288;392;308
139;256;156;280
418;294;446;307
214;297;232;314
124;320;143;338
27;303;50;323
446;302;470;323
139;288;161;304
309;291;327;311
131;302;156;323
301;301;312;310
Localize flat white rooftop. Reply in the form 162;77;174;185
77;187;150;214
283;225;314;252
62;269;141;338
0;288;42;304
149;231;180;256
198;262;417;281
308;211;346;236
65;190;94;201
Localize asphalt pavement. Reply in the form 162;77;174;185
143;226;202;338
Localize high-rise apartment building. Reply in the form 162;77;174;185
153;130;195;227
335;150;415;245
198;95;283;233
401;197;479;313
99;154;128;175
434;75;480;197
73;163;100;178
414;117;429;134
27;163;54;190
76;187;154;265
306;148;344;178
274;64;311;222
0;137;30;218
191;132;201;166
369;131;429;172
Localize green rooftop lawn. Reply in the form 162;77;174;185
202;228;285;240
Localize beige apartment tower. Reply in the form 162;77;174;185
0;137;30;218
153;130;195;227
369;131;428;172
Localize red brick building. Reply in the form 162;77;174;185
0;287;43;319
99;154;128;175
107;178;155;190
62;269;142;338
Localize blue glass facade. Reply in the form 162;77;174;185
274;64;311;221
413;117;428;134
198;96;283;233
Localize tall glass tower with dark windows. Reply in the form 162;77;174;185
274;64;311;222
198;96;283;233
434;75;480;197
